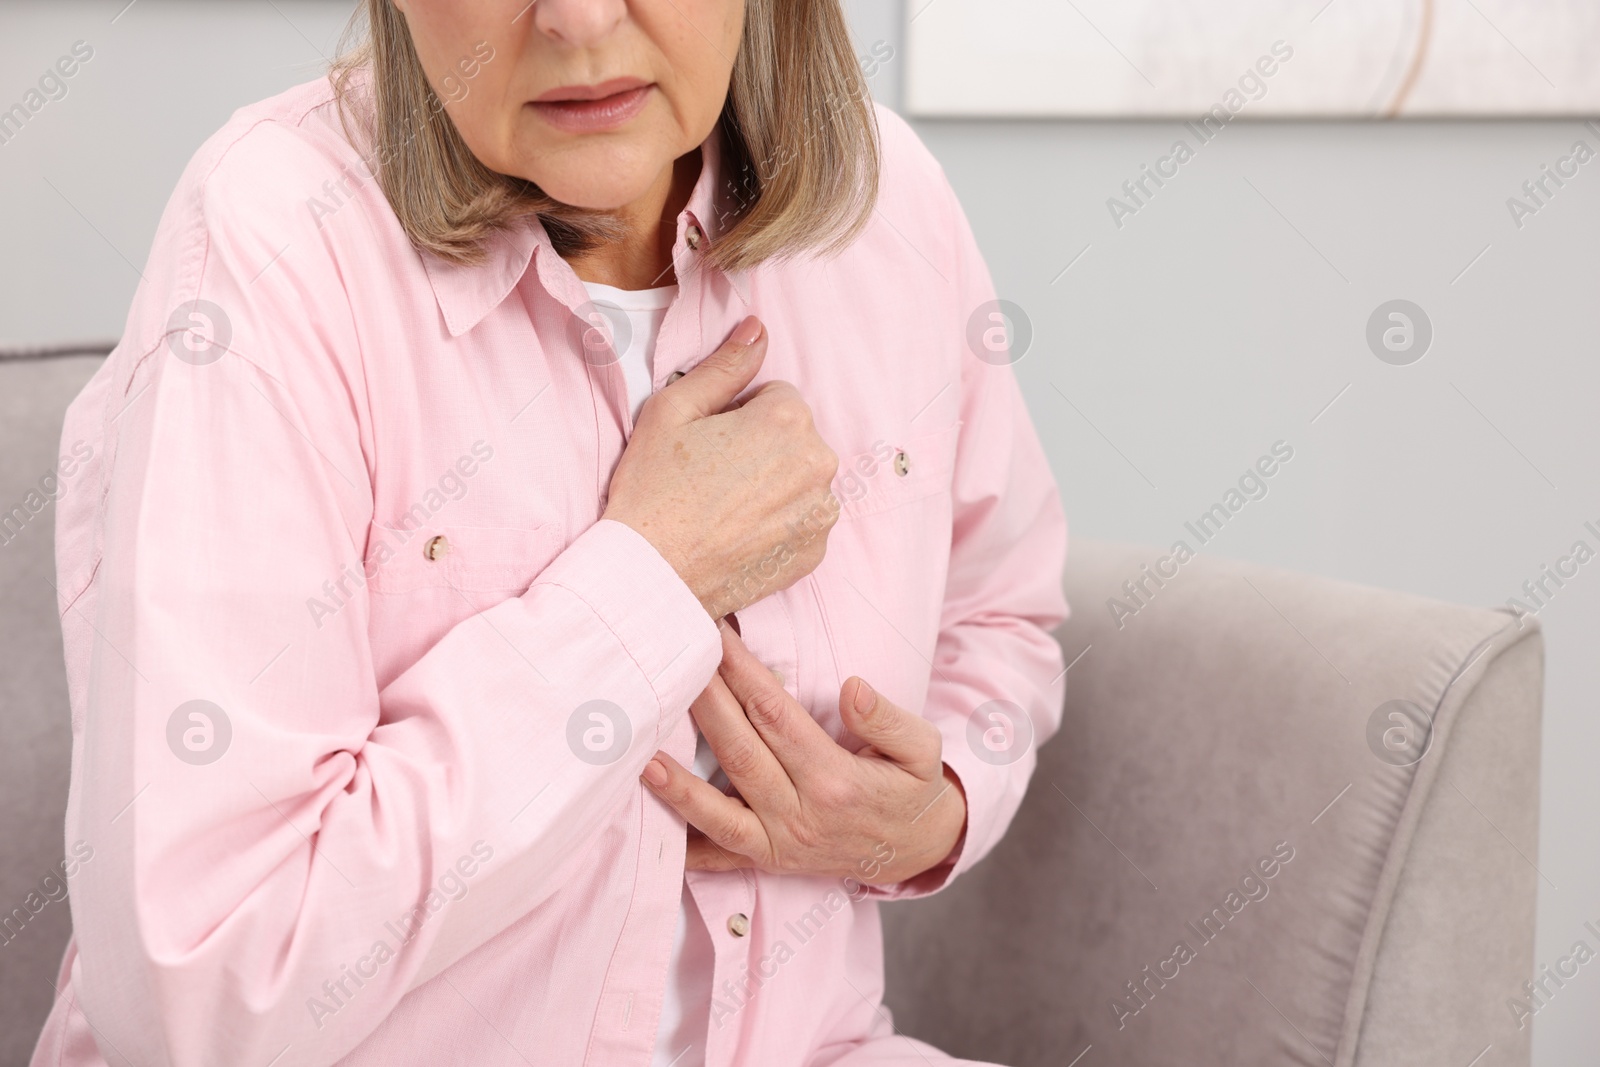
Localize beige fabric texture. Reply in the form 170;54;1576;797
882;540;1542;1067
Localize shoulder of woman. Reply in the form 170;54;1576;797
122;79;392;375
859;102;968;271
870;103;959;216
170;78;391;262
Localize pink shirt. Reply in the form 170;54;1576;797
33;77;1068;1067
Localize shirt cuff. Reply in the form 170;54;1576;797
529;518;721;734
858;758;973;901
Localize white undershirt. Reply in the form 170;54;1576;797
579;279;721;1067
578;280;675;423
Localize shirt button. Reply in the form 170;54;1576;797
423;534;449;561
685;224;704;251
894;450;911;477
667;370;685;385
727;913;750;937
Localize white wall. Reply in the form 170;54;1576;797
3;2;1596;1062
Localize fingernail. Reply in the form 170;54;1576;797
731;316;762;348
853;679;876;716
642;759;668;787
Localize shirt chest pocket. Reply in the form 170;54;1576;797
832;422;963;519
364;523;568;596
811;422;964;716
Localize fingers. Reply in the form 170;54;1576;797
641;753;768;859
739;382;841;491
685;830;759;873
739;378;800;408
690;670;798;809
647;316;766;425
715;624;840;782
838;677;943;776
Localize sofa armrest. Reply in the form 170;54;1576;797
882;538;1543;1067
0;355;102;1067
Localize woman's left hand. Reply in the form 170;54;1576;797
640;623;968;885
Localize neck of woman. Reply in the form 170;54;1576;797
567;148;703;291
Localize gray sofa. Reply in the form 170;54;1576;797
1;354;1542;1067
882;541;1542;1067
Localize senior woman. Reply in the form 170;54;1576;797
33;1;1066;1065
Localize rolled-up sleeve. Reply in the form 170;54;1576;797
65;126;721;1067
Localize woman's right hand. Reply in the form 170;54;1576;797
602;315;840;620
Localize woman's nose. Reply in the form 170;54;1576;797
532;0;629;49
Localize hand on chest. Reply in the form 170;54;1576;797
360;293;963;727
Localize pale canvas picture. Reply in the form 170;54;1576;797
906;0;1600;117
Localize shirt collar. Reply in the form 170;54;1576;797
422;124;740;338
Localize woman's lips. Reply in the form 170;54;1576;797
531;84;654;133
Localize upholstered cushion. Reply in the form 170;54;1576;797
882;540;1541;1067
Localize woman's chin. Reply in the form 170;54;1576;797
520;156;668;213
